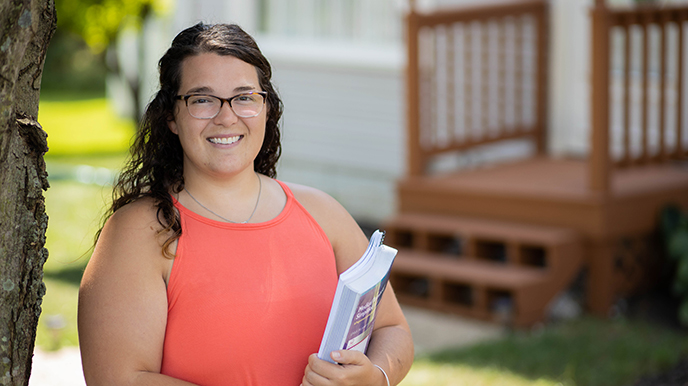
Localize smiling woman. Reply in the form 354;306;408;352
77;22;414;386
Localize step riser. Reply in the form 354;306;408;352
385;228;581;272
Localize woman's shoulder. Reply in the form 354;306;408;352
282;181;346;216
91;196;172;273
108;196;161;228
283;181;365;234
99;196;172;253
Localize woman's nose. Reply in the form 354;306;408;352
213;100;239;124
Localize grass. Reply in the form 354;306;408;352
38;94;135;156
400;362;559;386
33;96;688;385
399;318;688;386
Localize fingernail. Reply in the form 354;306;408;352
332;351;341;360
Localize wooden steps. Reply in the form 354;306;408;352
384;213;584;327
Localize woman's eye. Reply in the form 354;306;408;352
235;95;255;103
190;97;214;104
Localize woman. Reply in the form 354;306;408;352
78;23;413;386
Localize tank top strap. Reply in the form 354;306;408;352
274;179;294;200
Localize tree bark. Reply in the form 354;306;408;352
0;0;56;385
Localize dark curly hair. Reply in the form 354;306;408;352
97;23;283;256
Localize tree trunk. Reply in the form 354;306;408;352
0;0;56;385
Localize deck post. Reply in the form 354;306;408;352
589;0;611;193
406;9;424;176
587;238;616;316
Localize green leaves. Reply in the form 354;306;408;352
680;301;688;327
660;205;688;326
674;257;688;295
56;0;172;53
668;230;688;262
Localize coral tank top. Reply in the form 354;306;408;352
161;180;338;385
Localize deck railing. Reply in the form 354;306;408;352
406;0;549;176
591;1;688;192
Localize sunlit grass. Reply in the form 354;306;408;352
38;97;135;155
43;180;112;268
400;362;561;386
400;318;688;386
36;278;81;350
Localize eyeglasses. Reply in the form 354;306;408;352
175;91;268;119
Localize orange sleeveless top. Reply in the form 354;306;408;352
161;180;338;385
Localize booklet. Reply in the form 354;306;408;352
317;230;398;363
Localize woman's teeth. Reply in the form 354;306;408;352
209;136;241;145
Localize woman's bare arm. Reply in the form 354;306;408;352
289;183;414;386
78;199;197;386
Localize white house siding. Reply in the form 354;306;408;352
260;41;405;222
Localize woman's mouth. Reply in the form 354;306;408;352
208;135;242;145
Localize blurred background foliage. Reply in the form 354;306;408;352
44;0;165;93
55;0;171;55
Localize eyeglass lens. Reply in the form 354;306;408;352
186;93;264;119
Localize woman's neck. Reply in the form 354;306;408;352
180;167;263;223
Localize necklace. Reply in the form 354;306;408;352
183;173;262;224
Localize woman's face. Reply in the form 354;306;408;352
168;52;267;180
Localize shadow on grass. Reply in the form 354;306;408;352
44;266;85;286
422;318;688;386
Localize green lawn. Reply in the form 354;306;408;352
38;96;135;155
33;97;688;385
400;318;688;386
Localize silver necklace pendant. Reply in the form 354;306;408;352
183;173;262;224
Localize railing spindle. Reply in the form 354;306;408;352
623;19;632;166
447;24;456;144
466;23;474;139
677;14;685;158
659;14;667;161
497;18;506;134
514;16;523;130
641;15;649;163
482;21;490;138
431;29;438;148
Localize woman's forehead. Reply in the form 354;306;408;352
178;53;260;94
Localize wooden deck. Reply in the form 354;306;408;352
399;157;688;238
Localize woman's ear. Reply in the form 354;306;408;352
167;116;178;135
